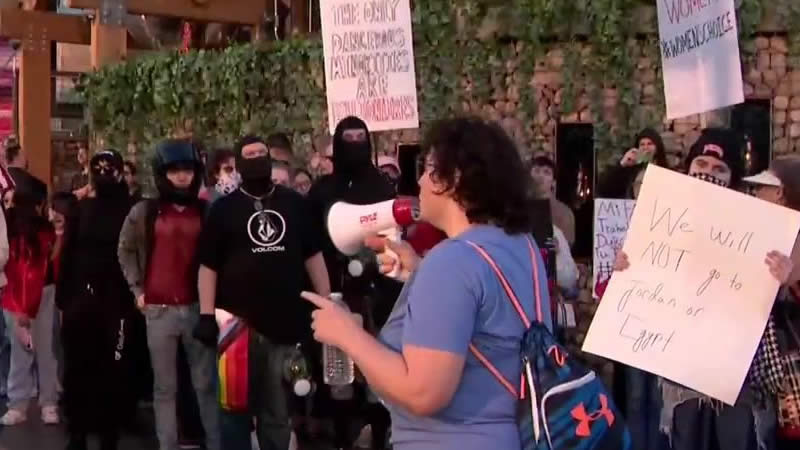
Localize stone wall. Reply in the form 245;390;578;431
373;35;800;163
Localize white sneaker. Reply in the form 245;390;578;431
0;409;27;425
41;406;59;425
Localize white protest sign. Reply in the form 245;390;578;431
593;199;636;298
657;0;744;119
320;0;419;134
583;165;800;404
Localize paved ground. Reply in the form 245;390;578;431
0;403;345;450
0;403;158;450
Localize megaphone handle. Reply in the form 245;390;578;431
377;228;402;279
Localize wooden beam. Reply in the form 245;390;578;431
18;45;52;186
91;19;126;68
22;0;48;10
0;9;91;45
65;0;265;25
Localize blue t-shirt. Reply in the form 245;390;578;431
378;225;552;450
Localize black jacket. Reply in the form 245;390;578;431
56;184;135;313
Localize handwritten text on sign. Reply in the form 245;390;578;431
657;0;744;119
594;199;636;297
321;0;419;134
583;166;800;404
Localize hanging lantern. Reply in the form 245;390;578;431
181;22;193;53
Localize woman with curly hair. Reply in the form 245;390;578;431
303;117;552;450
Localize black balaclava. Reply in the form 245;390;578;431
152;139;203;205
333;116;373;181
685;128;744;188
90;149;126;197
233;135;273;197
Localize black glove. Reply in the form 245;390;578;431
193;314;219;347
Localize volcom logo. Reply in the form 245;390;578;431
247;210;286;252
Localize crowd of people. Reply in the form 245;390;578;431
0;115;796;450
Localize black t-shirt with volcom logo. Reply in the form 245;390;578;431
198;186;322;343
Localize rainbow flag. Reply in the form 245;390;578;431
218;319;249;412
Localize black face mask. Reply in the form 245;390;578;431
335;139;372;175
689;171;729;188
92;169;119;189
238;156;273;196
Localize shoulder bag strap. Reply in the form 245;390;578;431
464;237;544;397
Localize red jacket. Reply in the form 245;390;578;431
1;230;55;318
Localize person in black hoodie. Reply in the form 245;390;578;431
307;116;398;449
56;150;138;450
597;128;669;199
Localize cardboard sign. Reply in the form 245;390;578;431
320;0;419;134
657;0;744;119
583;165;800;404
593;199;636;298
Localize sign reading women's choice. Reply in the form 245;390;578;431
320;0;419;134
583;166;800;404
657;0;744;119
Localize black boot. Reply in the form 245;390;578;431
65;433;88;450
100;431;119;450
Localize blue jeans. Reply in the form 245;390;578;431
144;304;220;450
625;367;668;450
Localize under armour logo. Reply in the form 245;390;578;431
570;394;615;437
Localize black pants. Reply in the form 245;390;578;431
777;436;800;450
671;399;758;450
62;300;137;442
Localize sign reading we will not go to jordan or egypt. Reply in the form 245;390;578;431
583;166;800;404
321;0;419;134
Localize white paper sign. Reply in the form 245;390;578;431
320;0;419;134
593;199;636;298
583;166;800;404
657;0;744;119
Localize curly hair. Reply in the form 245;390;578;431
422;117;534;234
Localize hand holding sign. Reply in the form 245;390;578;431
583;165;800;404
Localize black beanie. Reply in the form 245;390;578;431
684;128;744;187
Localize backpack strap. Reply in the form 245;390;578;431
464;237;545;398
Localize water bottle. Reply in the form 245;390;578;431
323;293;359;386
283;343;312;396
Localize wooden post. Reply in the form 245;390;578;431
90;0;127;67
291;0;309;35
18;33;52;185
0;9;93;184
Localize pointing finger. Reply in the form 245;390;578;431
301;291;333;309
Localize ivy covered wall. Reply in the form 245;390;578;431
79;0;800;169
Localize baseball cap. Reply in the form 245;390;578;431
742;170;782;187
